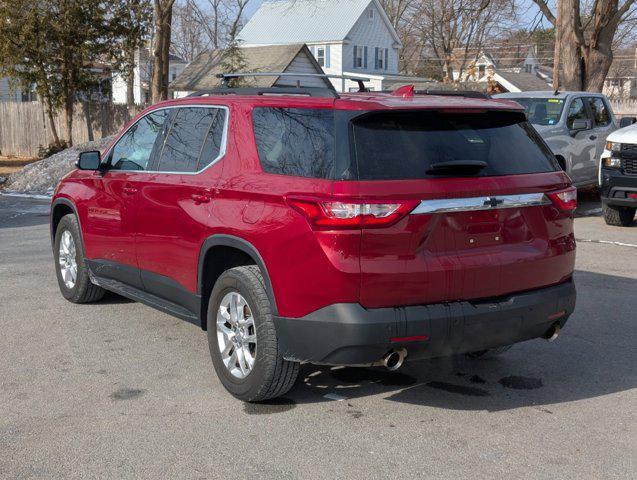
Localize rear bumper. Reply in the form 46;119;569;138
273;280;576;365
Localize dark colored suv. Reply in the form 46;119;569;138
51;81;577;401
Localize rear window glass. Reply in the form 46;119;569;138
511;98;565;126
252;107;334;178
351;111;559;180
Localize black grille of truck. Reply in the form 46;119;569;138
621;144;637;174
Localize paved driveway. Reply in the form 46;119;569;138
0;194;635;479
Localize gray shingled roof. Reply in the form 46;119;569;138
496;71;551;92
237;0;401;46
170;44;330;90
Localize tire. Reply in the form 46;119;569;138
602;203;636;227
467;345;512;359
207;265;299;402
54;214;106;303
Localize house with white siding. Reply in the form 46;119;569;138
237;0;403;92
0;77;36;102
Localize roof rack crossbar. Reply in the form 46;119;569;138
415;89;491;99
213;72;371;92
187;87;340;98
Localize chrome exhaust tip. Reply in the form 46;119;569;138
544;323;561;342
382;349;406;371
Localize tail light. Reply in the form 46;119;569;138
546;187;577;212
286;196;418;229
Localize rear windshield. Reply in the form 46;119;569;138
509;98;565;126
351;110;559;180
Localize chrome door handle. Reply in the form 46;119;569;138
122;186;138;195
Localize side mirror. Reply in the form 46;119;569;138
76;151;101;170
619;116;636;128
570;119;591;132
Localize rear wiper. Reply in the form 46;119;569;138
426;160;487;175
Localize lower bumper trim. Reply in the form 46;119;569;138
273;281;576;365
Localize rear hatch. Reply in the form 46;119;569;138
335;108;576;308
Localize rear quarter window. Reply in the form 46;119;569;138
351;110;559;180
252;107;334;178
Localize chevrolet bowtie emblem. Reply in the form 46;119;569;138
484;197;504;208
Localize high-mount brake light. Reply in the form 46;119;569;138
286;197;418;229
546;186;577;212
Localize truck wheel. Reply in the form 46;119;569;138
207;265;299;402
467;345;512;359
602;204;635;227
54;214;106;303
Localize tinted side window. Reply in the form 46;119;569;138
109;110;169;171
252;107;334;178
197;109;226;170
566;98;590;129
588;97;611;126
158;107;225;172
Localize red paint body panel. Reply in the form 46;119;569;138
53;93;576;320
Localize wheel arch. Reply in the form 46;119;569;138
198;234;278;330
51;198;80;246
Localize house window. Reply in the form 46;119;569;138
354;46;364;68
376;48;388;70
368;8;374;19
478;65;486;77
171;68;177;81
317;47;325;67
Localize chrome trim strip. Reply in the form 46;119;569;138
411;193;550;215
100;104;230;176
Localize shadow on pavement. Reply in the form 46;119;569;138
275;270;636;412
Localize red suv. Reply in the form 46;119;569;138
51;81;577;401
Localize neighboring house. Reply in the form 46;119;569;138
603;46;637;100
0;77;37;102
236;0;403;92
450;46;551;93
170;44;333;95
112;48;187;105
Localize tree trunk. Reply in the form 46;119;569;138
45;100;61;149
161;7;172;99
150;1;174;104
64;97;73;147
126;48;136;108
557;0;583;91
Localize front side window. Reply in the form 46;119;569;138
252;107;334;178
566;98;590;129
109;110;169;171
158;107;226;172
351;110;558;180
588;97;611;126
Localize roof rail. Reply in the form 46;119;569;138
188;87;339;98
414;89;491;99
214;72;372;92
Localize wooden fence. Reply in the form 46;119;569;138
0;101;138;158
610;99;637;119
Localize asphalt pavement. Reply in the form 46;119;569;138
0;193;635;479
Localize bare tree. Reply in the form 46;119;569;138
409;0;517;81
172;0;213;61
532;0;637;91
